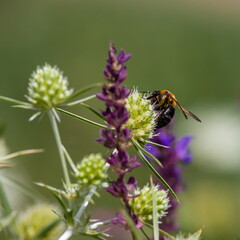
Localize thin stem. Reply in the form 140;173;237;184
74;186;97;223
74;162;109;227
48;109;71;186
58;228;73;240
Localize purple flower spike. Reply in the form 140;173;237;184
96;43;142;231
146;124;194;235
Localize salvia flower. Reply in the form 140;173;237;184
96;43;142;229
125;89;157;144
146;124;193;233
74;153;108;186
129;184;170;223
16;203;63;240
26;64;73;109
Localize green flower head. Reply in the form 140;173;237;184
129;184;170;223
16;203;63;240
125;89;157;144
26;64;73;109
74;153;108;186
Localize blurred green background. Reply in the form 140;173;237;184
0;0;240;239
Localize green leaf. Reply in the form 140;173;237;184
35;219;61;239
0;95;31;106
120;209;142;240
57;108;107;129
35;182;74;225
61;145;78;174
145;140;170;149
66;83;101;101
80;103;105;120
150;176;159;240
132;139;163;168
132;142;179;202
64;95;96;107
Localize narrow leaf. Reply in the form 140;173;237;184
57;108;107;129
29;111;42;121
145;140;170;149
80;103;105;120
66;83;101;101
0;181;12;215
35;219;61;239
0;95;31;106
133;144;179;202
132;139;163;168
61;145;78;174
64;95;96;107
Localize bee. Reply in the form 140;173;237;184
146;90;201;128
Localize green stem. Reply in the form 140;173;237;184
48;109;71;186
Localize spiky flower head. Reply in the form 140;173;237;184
26;64;73;109
167;229;203;240
125;89;157;144
129;184;169;223
16;203;63;240
74;153;108;186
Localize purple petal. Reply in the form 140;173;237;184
176;135;193;164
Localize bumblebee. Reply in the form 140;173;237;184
146;90;201;128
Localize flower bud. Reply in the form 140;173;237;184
125;89;157;144
129;184;169;223
74;153;108;186
26;64;73;109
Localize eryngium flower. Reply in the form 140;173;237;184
129;184;169;223
75;153;108;186
125;89;157;144
26;64;73;109
16;203;63;240
167;228;203;240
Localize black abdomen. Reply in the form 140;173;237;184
156;105;175;128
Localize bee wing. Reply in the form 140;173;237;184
180;106;202;122
171;96;202;122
